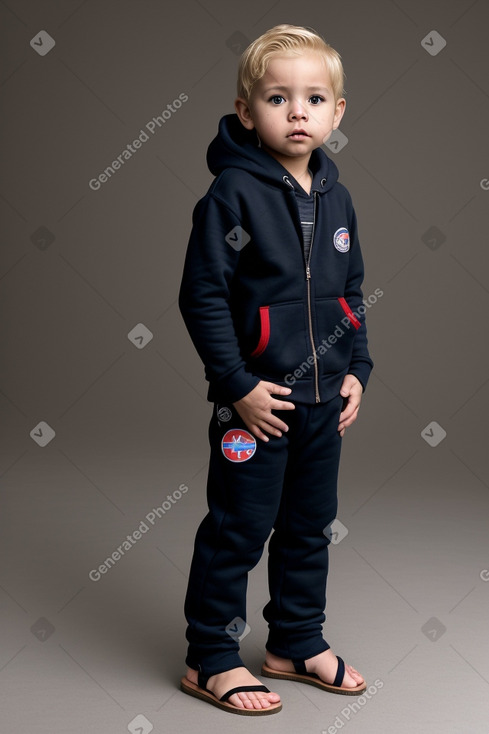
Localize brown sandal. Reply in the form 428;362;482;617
261;656;366;696
180;671;282;716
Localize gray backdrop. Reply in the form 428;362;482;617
1;1;488;733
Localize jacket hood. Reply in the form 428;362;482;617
207;113;339;193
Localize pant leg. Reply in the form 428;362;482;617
183;402;290;677
263;395;344;661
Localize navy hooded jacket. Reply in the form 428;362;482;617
179;114;373;405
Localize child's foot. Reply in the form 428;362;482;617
264;649;364;689
185;665;281;711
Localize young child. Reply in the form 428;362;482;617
178;24;373;716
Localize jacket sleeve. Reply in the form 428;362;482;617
344;196;374;390
178;192;261;403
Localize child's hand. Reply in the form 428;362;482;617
233;381;295;442
338;374;363;437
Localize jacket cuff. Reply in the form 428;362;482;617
347;359;373;393
211;368;261;404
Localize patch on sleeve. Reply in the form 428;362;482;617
333;227;350;252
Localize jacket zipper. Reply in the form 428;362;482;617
306;191;320;403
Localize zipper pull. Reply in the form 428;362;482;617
306;266;311;280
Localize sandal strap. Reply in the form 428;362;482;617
291;658;321;679
197;673;271;702
292;656;345;687
220;684;270;703
332;655;345;688
292;658;307;675
197;671;210;690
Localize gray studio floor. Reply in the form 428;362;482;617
1;385;488;734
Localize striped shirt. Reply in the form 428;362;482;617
294;187;315;266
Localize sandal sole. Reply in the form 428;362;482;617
261;664;366;696
180;677;283;715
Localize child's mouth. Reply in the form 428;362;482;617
288;130;310;140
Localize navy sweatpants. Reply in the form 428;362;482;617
184;394;344;677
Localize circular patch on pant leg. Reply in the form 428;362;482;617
221;429;256;462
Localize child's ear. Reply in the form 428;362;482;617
332;97;346;130
235;97;255;130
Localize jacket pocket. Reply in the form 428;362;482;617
314;297;359;373
249;301;309;376
250;306;270;357
338;297;361;329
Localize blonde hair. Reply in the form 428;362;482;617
237;24;345;101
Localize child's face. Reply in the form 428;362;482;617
236;51;345;166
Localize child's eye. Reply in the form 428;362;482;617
269;95;285;105
309;95;324;105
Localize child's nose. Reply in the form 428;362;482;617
288;99;308;120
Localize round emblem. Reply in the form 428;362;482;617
221;429;257;463
333;227;350;252
217;406;232;422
